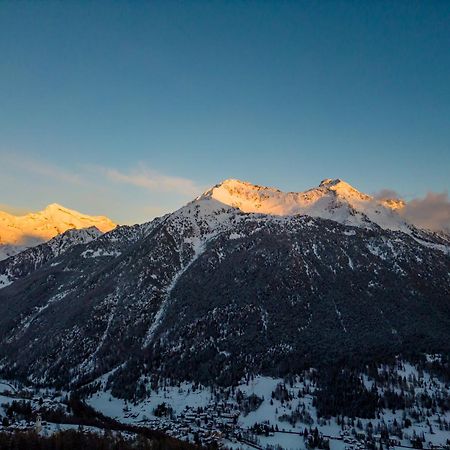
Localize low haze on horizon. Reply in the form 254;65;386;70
1;1;450;225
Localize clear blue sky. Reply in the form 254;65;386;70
1;1;449;224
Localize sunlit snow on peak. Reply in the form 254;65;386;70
195;178;412;232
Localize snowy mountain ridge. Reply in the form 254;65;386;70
197;178;411;232
0;203;116;260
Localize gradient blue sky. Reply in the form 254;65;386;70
1;1;449;224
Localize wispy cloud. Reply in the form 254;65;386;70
2;152;204;197
374;189;450;233
102;164;204;197
0;151;207;223
3;153;83;185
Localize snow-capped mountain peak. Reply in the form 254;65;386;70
196;178;409;232
200;178;371;210
317;178;371;200
28;203;115;233
0;203;116;260
44;202;66;210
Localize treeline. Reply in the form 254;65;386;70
313;360;450;419
0;429;191;450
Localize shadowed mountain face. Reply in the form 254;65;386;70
0;180;449;397
0;227;104;289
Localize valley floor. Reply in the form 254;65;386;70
1;359;450;450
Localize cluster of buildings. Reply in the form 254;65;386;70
137;400;243;447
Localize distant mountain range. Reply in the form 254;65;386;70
0;203;116;260
0;179;449;399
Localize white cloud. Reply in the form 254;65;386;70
402;192;450;233
374;189;450;233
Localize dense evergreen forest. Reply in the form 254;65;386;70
0;429;197;450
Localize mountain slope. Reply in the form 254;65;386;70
0;203;116;260
0;179;448;398
0;226;103;289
